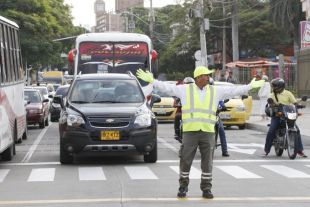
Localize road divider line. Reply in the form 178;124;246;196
21;124;51;163
1;196;310;205
157;137;179;153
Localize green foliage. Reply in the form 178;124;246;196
0;0;85;70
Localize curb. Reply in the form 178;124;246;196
246;122;310;140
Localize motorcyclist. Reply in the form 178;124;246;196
174;77;194;142
263;78;307;157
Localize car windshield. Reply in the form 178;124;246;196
34;87;48;96
55;86;69;97
24;91;41;103
69;79;144;103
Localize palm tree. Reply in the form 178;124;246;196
269;0;305;48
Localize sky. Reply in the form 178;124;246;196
64;0;181;29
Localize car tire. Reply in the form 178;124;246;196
1;143;15;161
144;141;157;163
39;118;45;128
238;125;246;130
60;144;73;164
22;122;28;140
45;116;49;126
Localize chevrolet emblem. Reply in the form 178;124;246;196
106;119;115;123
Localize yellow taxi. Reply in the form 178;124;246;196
215;81;252;129
152;82;178;122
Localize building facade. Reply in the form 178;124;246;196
115;0;144;13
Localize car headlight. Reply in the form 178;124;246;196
134;114;152;127
134;106;152;127
235;106;245;111
67;114;85;127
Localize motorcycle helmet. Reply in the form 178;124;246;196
271;78;285;93
183;77;195;84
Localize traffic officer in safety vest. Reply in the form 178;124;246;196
136;66;264;199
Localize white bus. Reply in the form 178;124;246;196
0;16;27;161
67;32;158;86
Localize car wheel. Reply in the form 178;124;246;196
238;125;246;130
60;144;73;164
39;118;45;128
22;123;28;140
1;142;15;161
144;141;157;163
45;116;49;126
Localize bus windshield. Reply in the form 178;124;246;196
78;42;149;75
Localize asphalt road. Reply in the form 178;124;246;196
0;122;310;207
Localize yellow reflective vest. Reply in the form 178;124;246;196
182;84;217;132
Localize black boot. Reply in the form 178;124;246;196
177;187;188;198
202;189;214;199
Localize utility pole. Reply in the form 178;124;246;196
199;0;208;67
149;0;154;39
231;0;239;79
222;1;226;70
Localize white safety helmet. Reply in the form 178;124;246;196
183;77;195;84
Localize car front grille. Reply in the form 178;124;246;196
87;115;132;128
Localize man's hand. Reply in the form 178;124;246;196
250;78;265;89
136;69;154;83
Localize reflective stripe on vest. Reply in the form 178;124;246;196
182;83;217;132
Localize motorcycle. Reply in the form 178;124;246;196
266;96;307;159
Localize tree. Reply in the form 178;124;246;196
0;0;85;69
269;0;305;48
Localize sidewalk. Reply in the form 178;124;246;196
246;100;310;139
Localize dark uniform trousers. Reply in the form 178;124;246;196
179;131;215;191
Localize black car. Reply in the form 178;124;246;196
50;85;70;122
54;73;160;164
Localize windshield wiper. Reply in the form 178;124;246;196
71;101;90;104
92;100;119;103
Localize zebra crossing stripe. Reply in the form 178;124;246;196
27;168;55;182
0;169;9;182
261;165;310;178
78;167;106;181
216;166;262;179
124;166;158;180
169;166;201;179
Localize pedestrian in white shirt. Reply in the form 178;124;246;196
257;74;271;120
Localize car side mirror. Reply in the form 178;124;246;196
150;94;161;108
241;95;248;100
53;95;64;108
43;99;49;103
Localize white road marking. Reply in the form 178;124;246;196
216;166;262;179
27;168;55;182
21;124;51;163
169;166;201;179
78;167;106;181
125;166;158;180
1;196;310;205
0;169;10;182
1;159;310;166
158;137;179;153
261;165;310;178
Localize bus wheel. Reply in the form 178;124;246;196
22;123;28;140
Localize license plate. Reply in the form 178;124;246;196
219;114;231;120
156;109;167;115
101;131;120;140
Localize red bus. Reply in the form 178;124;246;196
0;15;27;161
